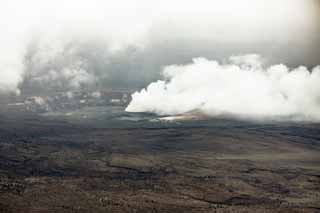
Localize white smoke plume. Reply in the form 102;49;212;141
126;55;320;121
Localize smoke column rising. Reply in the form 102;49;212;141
126;55;320;121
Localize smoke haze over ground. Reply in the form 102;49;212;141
0;0;320;95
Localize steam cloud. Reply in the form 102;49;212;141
0;0;319;95
126;54;320;121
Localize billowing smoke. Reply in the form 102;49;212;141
0;0;319;95
126;54;320;121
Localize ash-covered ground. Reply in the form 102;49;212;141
0;92;320;212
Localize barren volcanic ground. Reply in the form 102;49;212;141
0;107;320;212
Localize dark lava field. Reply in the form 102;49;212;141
0;106;320;212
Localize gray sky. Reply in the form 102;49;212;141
0;0;319;94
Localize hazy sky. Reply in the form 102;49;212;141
0;0;319;94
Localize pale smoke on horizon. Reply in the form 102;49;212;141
126;54;320;122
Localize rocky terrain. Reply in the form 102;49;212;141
0;106;319;212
